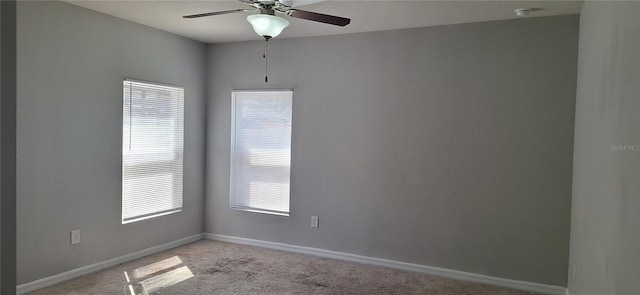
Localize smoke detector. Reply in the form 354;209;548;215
515;8;534;17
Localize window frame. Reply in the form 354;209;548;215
121;78;185;224
229;89;293;216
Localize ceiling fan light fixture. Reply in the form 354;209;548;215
247;14;290;39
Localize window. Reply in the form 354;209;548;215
122;79;184;224
230;90;293;216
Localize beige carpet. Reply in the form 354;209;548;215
26;240;543;295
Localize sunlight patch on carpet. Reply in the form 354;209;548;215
140;266;194;293
122;255;194;294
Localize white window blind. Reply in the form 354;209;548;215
230;90;292;216
122;79;184;224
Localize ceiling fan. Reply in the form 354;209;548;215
183;0;351;40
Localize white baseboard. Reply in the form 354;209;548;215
205;233;567;295
16;233;203;294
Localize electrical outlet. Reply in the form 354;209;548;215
311;216;319;228
71;230;80;245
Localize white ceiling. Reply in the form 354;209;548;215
65;0;584;44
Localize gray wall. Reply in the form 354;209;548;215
207;15;578;286
16;2;206;283
568;2;640;294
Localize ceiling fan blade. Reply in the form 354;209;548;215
183;9;252;19
286;9;350;26
288;0;327;8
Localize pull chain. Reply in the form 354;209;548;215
263;38;269;83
